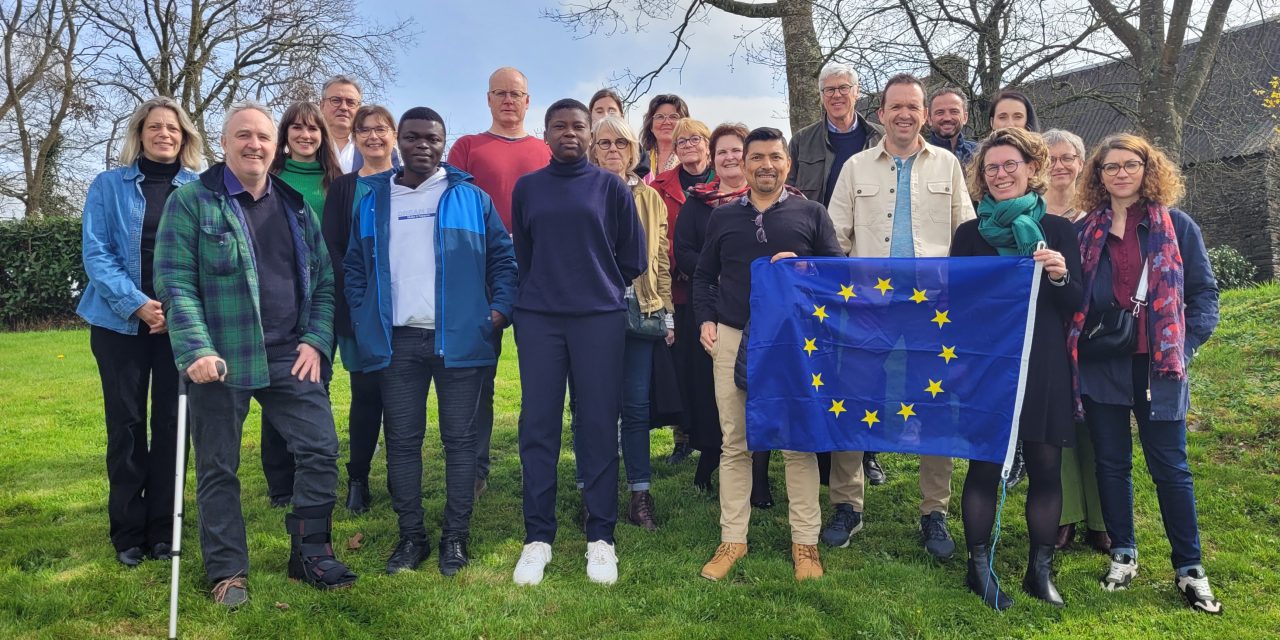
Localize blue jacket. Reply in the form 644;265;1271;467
342;164;517;372
1078;207;1219;421
77;162;199;334
928;131;978;166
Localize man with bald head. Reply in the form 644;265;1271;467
155;102;356;606
448;67;551;499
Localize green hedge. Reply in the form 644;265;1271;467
0;217;86;329
1207;245;1259;290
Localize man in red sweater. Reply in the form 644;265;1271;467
447;66;551;500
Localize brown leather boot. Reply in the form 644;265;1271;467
792;543;824;581
700;542;748;581
627;490;658;531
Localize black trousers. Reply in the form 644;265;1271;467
90;324;181;552
259;357;333;501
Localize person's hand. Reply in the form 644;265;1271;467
700;321;718;353
665;328;675;347
770;251;798;263
187;355;227;384
135;299;166;334
1033;248;1068;281
491;310;508;331
291;343;323;383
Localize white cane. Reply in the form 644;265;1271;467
169;361;224;639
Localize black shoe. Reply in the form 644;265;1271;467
864;452;887;486
750;487;775;509
820;503;863;548
116;546;145;568
270;494;292;509
345;479;371;515
966;546;1013;611
667;442;693;465
438;536;469;577
149;542;173;561
1023;544;1065;607
386;537;431;575
920;511;956;560
1004;444;1026;489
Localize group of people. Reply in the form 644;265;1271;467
77;62;1221;615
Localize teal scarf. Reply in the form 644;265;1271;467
976;193;1046;256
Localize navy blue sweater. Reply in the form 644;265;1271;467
510;156;647;314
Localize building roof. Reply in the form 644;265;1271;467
1026;18;1280;164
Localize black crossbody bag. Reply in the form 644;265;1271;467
1079;257;1149;360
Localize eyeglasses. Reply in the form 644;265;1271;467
982;159;1026;177
652;113;682;123
354;125;392;137
324;96;361;109
1100;160;1145;176
1049;154;1079;166
489;90;527;101
596;138;630;150
753;212;768;244
821;84;855;97
675;135;704;148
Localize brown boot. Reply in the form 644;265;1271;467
627;490;658;531
700;542;748;581
792;543;824;581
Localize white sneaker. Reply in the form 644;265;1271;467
1176;568;1224;615
1100;552;1138;591
585;540;618;585
513;542;553;586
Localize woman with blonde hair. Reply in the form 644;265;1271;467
77;97;203;566
1070;133;1221;614
951;127;1082;610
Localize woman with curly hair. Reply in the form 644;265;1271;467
1071;133;1221;614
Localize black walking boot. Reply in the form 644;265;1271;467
966;545;1013;611
1022;544;1065;607
285;509;358;590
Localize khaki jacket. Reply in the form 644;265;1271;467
826;136;975;258
631;179;674;314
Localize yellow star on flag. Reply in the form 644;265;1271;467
811;373;824;390
897;403;916;421
828;399;846;417
910;288;929;303
813;305;829;322
931;309;951;328
803;338;818;356
939;345;957;363
925;379;945;398
874;278;893;296
838;283;857;301
861;409;880;428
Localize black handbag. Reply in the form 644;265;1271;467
734;321;749;391
625;288;667;339
1079;257;1149;360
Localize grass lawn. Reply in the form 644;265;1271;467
1;285;1279;639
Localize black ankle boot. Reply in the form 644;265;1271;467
966;545;1013;611
345;479;371;514
285;509;358;590
1023;544;1064;607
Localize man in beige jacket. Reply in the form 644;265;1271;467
821;73;975;559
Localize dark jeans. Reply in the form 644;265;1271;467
90;324;180;551
474;331;503;482
187;351;339;582
345;368;384;482
259;356;332;501
571;335;654;491
516;310;625;545
1085;355;1203;571
380;327;482;540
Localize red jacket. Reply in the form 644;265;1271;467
651;166;714;304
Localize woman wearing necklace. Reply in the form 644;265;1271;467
639;94;689;183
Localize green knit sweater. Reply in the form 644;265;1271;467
277;158;326;216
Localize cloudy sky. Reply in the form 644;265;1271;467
366;0;797;147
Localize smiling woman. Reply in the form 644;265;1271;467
270;102;343;218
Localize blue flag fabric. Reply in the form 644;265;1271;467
745;256;1038;464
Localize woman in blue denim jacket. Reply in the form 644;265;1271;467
76;97;203;567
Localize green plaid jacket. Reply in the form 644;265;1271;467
154;164;335;389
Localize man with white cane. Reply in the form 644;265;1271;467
155;102;357;608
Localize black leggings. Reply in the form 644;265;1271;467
962;441;1063;550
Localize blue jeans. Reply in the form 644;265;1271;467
571;336;654;491
1084;355;1203;571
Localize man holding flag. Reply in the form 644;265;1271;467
693;127;845;582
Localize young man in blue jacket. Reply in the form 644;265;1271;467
343;107;517;577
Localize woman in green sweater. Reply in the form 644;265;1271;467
260;101;344;506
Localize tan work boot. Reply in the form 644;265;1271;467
700;542;748;581
792;543;824;581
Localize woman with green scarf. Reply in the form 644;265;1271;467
949;127;1083;610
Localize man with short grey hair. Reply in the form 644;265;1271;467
320;75;364;172
786;62;883;207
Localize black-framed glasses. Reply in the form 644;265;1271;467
753;212;768;244
675;135;704;148
821;84;855;97
596;138;630;150
1100;160;1145;176
982;159;1026;177
324;96;361;109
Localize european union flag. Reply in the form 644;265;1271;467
745;256;1041;465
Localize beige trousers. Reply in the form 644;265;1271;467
712;324;821;545
829;451;953;515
